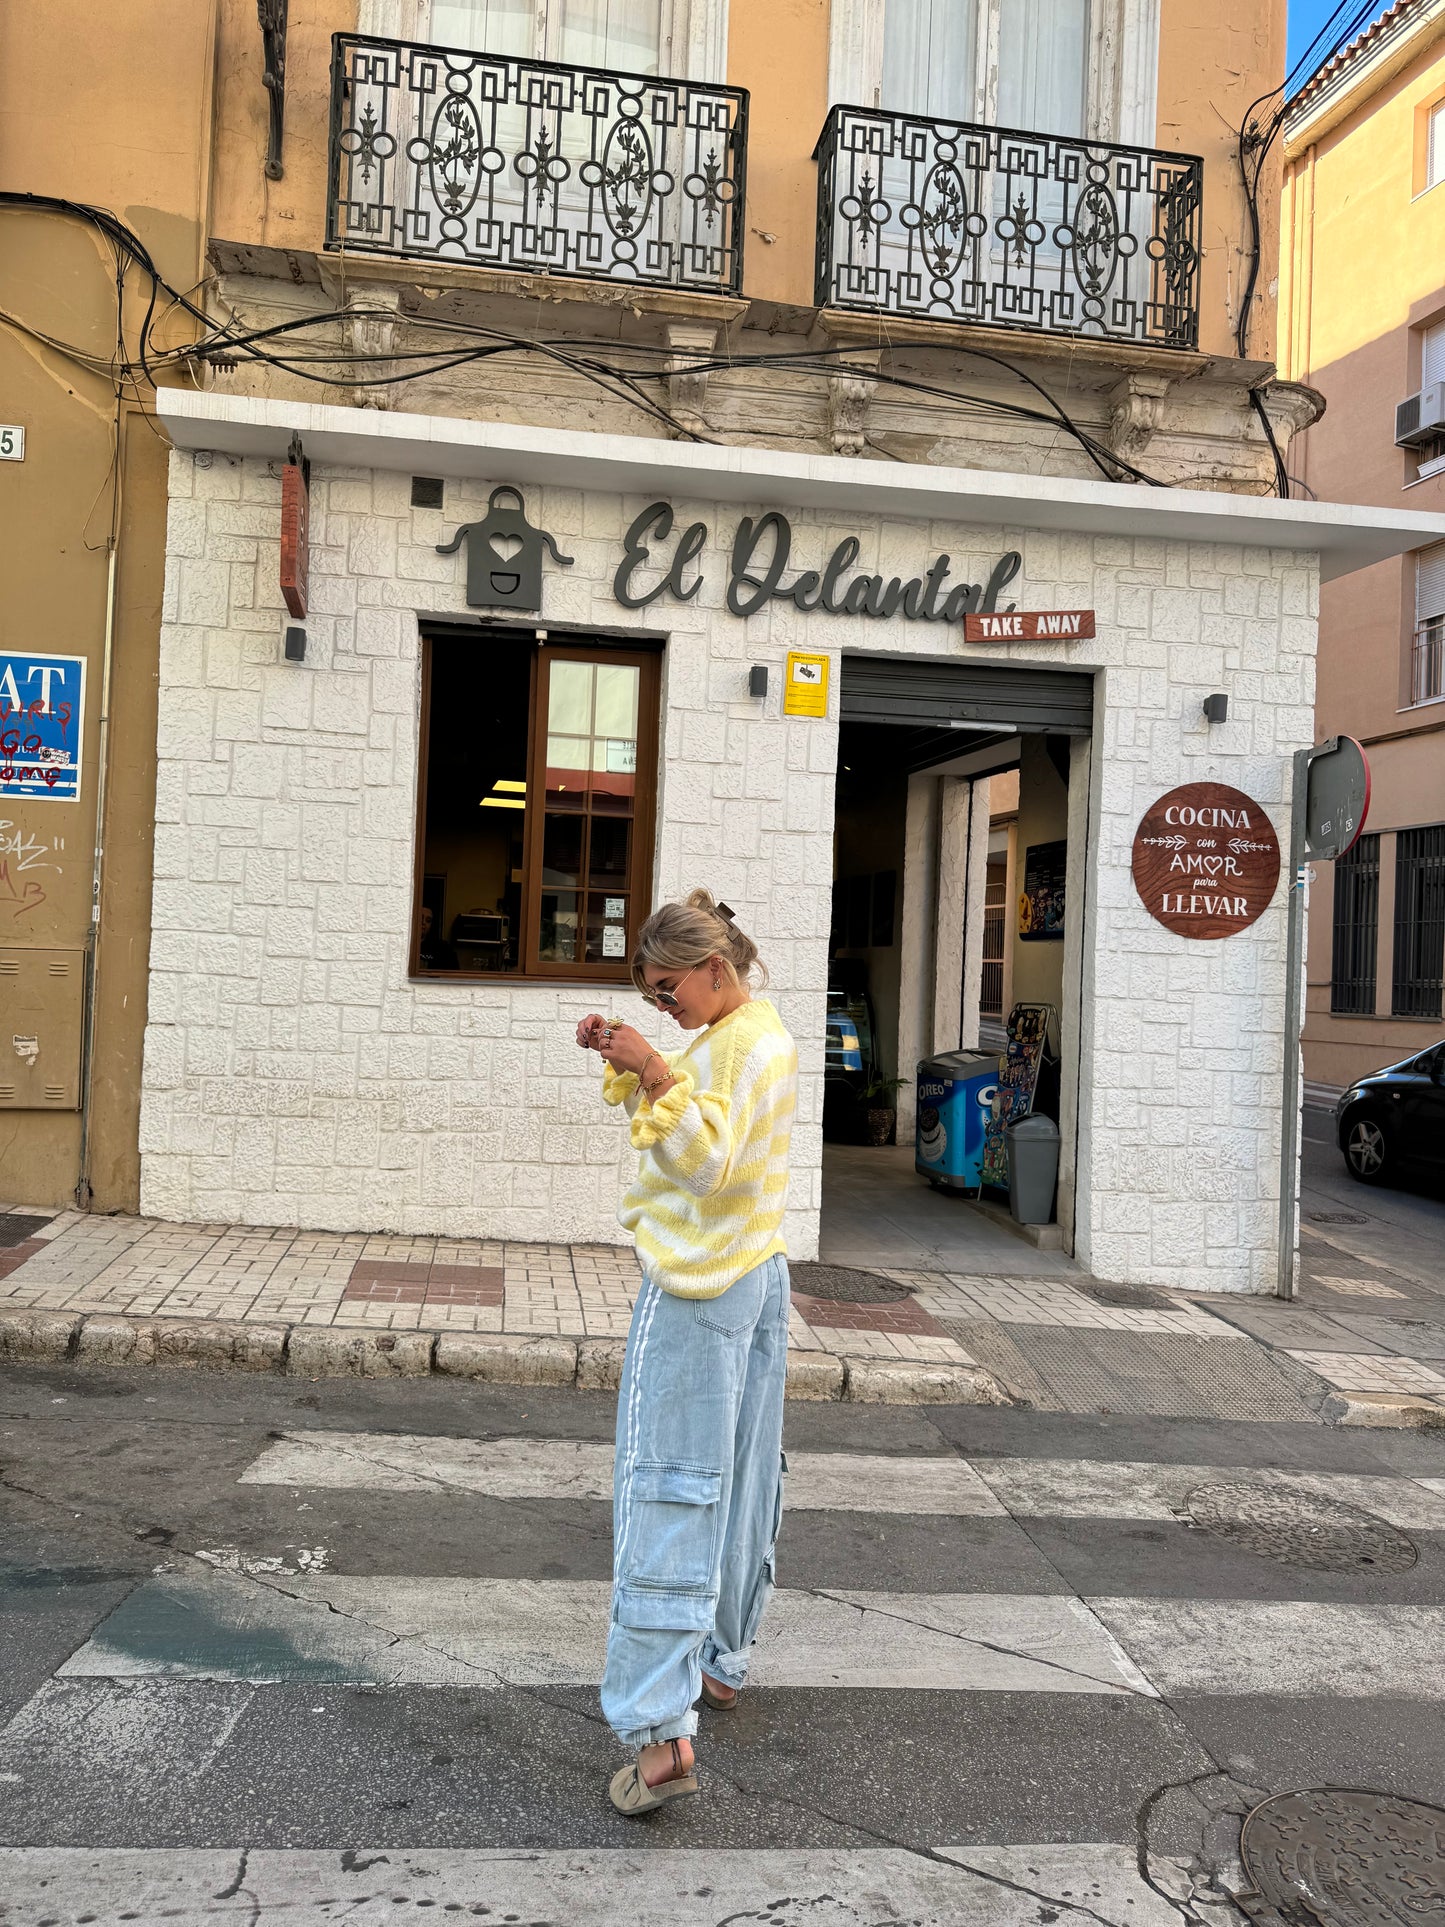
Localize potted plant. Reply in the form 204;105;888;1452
861;1073;906;1147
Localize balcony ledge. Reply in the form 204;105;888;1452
812;306;1210;381
212;241;750;336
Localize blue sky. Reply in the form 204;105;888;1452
1287;1;1396;89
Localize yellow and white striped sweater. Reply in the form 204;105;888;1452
602;998;797;1300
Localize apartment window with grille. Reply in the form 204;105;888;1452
1392;826;1445;1019
1329;832;1379;1015
1413;542;1445;703
413;628;659;982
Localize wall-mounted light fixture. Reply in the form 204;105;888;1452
748;665;769;699
1202;693;1229;724
283;626;306;662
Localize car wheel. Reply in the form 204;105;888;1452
1343;1113;1389;1184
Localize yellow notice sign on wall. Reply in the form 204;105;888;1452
783;651;830;718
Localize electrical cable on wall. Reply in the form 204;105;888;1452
1234;0;1387;496
3;189;1265;495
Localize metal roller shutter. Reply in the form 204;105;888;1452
840;655;1095;732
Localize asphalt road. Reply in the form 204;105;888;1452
1;1359;1443;1924
1300;1102;1445;1298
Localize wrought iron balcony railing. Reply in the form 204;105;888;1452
814;104;1202;350
1413;618;1445;706
327;34;747;295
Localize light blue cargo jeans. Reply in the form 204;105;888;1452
600;1252;789;1750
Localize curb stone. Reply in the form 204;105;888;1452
1321;1389;1445;1430
285;1328;434;1378
0;1310;80;1362
842;1358;1013;1406
0;1307;1006;1405
434;1333;577;1386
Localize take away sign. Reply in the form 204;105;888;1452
964;609;1095;642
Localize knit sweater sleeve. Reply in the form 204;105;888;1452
601;1064;641;1115
629;1035;746;1199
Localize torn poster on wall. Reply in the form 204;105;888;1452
0;652;85;802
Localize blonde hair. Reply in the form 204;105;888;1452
631;888;768;994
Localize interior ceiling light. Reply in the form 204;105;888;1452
480;796;526;809
493;779;526;793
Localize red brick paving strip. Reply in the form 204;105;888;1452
789;1290;945;1334
343;1260;505;1309
0;1239;47;1280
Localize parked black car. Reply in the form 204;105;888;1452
1335;1042;1445;1184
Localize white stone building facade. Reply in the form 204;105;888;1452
142;391;1442;1294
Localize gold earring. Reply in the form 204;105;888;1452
712;976;721;990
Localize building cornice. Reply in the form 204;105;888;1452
156;387;1445;583
1285;0;1445;157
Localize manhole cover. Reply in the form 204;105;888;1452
1308;1211;1368;1225
1075;1280;1177;1309
1240;1788;1445;1927
0;1214;50;1249
1187;1481;1417;1573
789;1264;914;1304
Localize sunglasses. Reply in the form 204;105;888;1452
640;962;701;1011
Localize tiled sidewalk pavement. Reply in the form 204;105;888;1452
3;1203;1243;1370
4;1202;1442;1417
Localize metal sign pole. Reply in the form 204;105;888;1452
1276;746;1311;1301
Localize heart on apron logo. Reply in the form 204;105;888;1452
490;533;524;562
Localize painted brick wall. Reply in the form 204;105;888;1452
141;449;1318;1290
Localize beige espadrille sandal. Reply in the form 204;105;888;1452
608;1740;700;1817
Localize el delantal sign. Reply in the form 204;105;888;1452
436;492;1035;624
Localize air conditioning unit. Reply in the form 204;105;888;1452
1396;384;1445;446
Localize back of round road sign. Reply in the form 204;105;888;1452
1304;736;1370;860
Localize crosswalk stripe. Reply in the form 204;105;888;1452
238;1430;1445;1529
0;1842;1198;1926
240;1431;1006;1514
57;1569;1148;1694
56;1566;1445;1700
1088;1595;1445;1699
970;1456;1445;1530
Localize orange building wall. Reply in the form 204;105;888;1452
1158;0;1289;361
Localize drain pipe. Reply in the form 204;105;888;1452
1274;746;1311;1301
74;427;123;1211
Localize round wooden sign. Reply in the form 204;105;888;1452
1131;782;1281;940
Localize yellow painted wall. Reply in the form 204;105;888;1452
1280;21;1445;1089
211;0;356;254
1158;0;1288;360
0;2;215;1208
727;0;830;307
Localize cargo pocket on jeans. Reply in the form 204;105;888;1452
739;1450;786;1651
614;1462;723;1632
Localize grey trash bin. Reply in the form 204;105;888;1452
1007;1112;1060;1225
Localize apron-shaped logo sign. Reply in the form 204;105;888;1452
436;486;574;612
1131;782;1281;939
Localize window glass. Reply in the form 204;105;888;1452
414;634;654;979
430;0;532;53
537;655;642;966
1429;99;1445;190
882;0;977;119
558;0;662;73
997;0;1088;139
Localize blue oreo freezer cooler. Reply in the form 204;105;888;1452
914;1049;998;1192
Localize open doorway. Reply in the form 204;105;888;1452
820;656;1093;1273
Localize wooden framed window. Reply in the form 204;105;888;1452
412;628;659;983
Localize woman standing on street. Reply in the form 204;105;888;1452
575;888;797;1817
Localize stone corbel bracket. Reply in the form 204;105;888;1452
1254;379;1327;463
337;285;403;411
828;350;881;458
663;321;719;438
1107;372;1172;465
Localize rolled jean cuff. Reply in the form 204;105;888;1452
617;1710;698;1750
700;1637;749;1688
